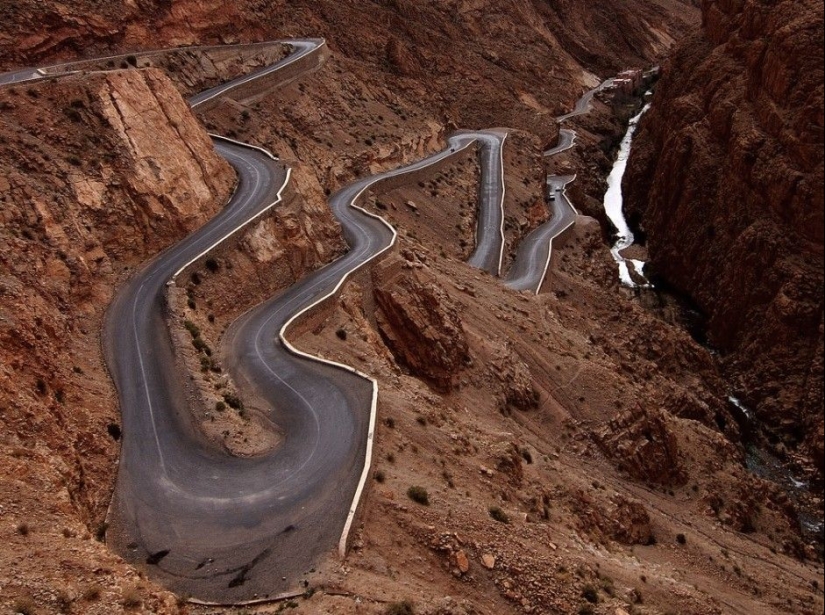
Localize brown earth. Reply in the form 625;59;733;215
624;0;825;480
2;1;824;615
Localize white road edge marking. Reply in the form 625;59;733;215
168;141;288;284
533;174;578;295
496;133;508;277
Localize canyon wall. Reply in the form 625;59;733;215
0;68;235;612
624;0;824;471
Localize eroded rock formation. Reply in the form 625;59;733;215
625;0;824;472
373;254;469;392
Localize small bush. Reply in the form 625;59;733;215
17;522;30;536
215;401;227;412
205;257;220;273
677;533;687;545
489;506;510;524
374;470;386;483
223;393;244;410
407;486;429;506
384;417;395;429
386;600;414;615
581;584;600;604
13;597;36;615
184;320;200;338
336;328;348;341
122;586;141;609
63;107;82;122
107;423;122;441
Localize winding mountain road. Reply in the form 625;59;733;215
1;40;515;602
505;78;613;293
505;175;576;292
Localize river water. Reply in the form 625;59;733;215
603;103;652;288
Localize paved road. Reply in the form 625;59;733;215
505;175;576;292
504;78;614;293
459;130;508;276
189;39;323;109
3;39;511;603
557;78;614;123
0;68;42;85
543;128;576;157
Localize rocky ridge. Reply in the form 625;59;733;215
624;0;824;477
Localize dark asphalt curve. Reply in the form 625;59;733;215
104;117;509;603
504;78;613;294
505;175;576;292
2;40;511;603
461;130;508;276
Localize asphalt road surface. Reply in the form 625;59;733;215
460;130;508;276
2;40;518;602
505;175;577;293
556;78;614;123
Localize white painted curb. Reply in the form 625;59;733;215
496;133;508;277
278;138;478;558
534;174;578;295
169;165;291;284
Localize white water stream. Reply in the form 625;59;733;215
603;103;652;288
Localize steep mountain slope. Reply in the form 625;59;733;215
0;0;698;138
7;2;822;615
624;0;824;476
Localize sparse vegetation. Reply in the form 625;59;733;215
385;600;415;615
122;585;141;609
581;584;600;604
407;486;429;506
223;392;244;410
677;533;687;545
83;585;102;602
13;596;37;615
489;506;510;524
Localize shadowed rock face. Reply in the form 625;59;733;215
595;406;687;486
374;255;469;393
625;0;824;473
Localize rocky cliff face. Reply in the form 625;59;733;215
624;0;824;473
374;254;470;392
0;69;233;612
0;0;699;142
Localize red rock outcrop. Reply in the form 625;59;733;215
595;406;687;485
624;0;824;471
0;69;233;612
374;255;470;392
